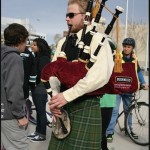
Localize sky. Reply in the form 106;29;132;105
1;0;149;45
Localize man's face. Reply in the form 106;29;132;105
66;3;85;33
123;45;133;55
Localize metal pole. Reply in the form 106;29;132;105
145;1;149;71
125;0;128;38
132;0;134;28
145;34;148;71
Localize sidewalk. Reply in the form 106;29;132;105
29;123;149;150
107;124;149;150
29;76;149;150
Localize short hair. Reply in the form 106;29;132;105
68;0;88;13
122;37;135;49
4;23;29;46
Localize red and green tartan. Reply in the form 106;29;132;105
48;97;102;150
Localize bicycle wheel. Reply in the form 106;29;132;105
26;104;37;125
25;104;30;121
29;110;53;127
29;112;52;126
29;115;37;125
125;102;149;146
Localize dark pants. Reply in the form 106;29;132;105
31;89;47;137
101;107;113;150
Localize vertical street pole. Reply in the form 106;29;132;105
145;28;149;71
132;0;134;28
125;0;128;38
145;0;149;71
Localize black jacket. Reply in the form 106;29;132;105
20;48;37;99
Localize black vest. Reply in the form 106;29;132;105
60;32;93;92
61;31;92;61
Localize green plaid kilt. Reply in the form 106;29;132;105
48;97;102;150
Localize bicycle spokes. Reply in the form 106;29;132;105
126;103;149;146
134;105;146;126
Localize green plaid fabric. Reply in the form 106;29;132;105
48;97;102;150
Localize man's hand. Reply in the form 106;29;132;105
50;93;68;108
48;93;68;117
142;83;149;90
18;117;28;129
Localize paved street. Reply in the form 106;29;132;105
29;76;149;150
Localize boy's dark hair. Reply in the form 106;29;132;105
4;23;29;46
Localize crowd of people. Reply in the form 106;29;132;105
1;0;148;150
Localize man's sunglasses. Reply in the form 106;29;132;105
66;13;85;19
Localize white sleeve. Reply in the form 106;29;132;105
63;33;114;102
49;38;65;95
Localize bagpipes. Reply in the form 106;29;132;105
41;0;139;96
41;0;139;139
42;0;95;140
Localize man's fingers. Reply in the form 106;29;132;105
51;109;61;114
57;104;63;108
51;95;57;101
54;114;62;118
49;99;58;105
49;102;60;110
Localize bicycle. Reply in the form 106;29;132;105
116;86;149;146
25;91;53;128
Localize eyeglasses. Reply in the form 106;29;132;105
66;13;85;19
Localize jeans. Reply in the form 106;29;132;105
106;93;133;135
138;70;146;84
31;89;47;137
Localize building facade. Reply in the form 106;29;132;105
1;17;46;45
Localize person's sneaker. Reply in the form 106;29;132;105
107;133;114;142
30;135;46;142
130;131;138;139
27;132;37;138
108;147;115;150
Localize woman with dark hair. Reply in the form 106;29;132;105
27;38;51;142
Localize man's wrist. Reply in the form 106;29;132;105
17;116;25;120
63;88;79;102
